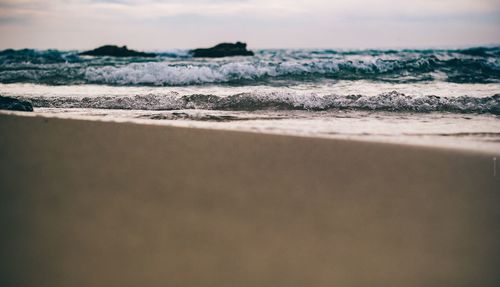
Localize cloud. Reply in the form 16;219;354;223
0;0;499;48
0;15;29;24
3;0;498;20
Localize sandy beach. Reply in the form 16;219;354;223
1;113;499;286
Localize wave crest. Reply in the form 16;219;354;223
20;91;500;115
1;47;499;85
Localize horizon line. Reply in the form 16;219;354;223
1;42;500;52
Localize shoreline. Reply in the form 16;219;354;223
2;110;499;155
1;113;499;286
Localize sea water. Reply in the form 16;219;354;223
1;47;499;152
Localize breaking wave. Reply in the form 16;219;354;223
19;91;500;115
0;46;499;85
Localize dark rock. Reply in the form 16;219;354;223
190;42;254;58
79;45;156;57
0;96;33;112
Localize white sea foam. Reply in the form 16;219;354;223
10;89;497;115
80;59;393;85
79;53;500;86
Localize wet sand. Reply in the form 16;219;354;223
1;113;499;287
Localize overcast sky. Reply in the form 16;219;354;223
0;0;499;50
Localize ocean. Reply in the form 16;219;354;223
1;46;499;152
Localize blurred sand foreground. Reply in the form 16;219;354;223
0;113;499;287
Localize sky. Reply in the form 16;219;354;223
0;0;499;50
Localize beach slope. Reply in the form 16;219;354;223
0;114;499;287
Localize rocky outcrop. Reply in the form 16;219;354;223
79;45;156;57
0;96;33;112
190;42;254;58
